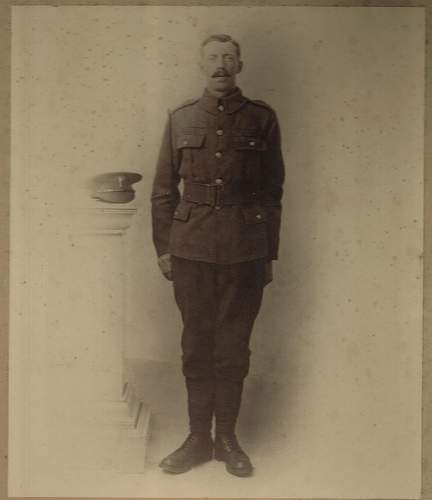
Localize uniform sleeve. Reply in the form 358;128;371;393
262;110;285;260
151;112;181;257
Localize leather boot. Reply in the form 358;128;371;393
214;379;253;477
159;432;213;473
185;377;215;435
214;433;253;477
159;377;215;473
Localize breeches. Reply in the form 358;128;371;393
171;256;266;382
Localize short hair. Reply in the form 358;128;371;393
201;34;241;59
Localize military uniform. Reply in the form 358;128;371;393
152;87;284;264
151;86;285;476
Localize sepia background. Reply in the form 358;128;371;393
9;5;424;498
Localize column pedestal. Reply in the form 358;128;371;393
66;201;150;473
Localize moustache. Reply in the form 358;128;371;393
212;70;231;78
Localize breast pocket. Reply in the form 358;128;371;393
176;134;206;150
233;136;267;152
176;134;206;177
233;136;267;183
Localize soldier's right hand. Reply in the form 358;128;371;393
158;253;173;281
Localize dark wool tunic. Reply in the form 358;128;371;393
151;87;285;264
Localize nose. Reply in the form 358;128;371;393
216;55;226;67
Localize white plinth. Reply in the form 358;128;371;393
67;201;150;470
9;197;150;497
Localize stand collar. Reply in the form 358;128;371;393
199;87;247;115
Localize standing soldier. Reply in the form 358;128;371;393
151;33;285;477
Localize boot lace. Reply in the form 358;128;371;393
176;433;209;457
218;434;246;456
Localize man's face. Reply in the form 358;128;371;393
200;41;243;94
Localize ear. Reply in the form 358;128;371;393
236;60;243;75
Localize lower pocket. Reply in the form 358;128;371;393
173;202;193;222
241;205;267;225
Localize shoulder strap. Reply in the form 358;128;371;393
249;98;275;111
170;98;200;114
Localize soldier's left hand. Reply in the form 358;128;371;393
264;261;273;286
158;253;173;281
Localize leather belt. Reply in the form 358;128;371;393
183;182;260;208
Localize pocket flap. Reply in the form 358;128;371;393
176;134;206;149
241;206;267;224
234;137;267;151
173;202;192;221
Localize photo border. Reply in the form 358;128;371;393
1;2;428;499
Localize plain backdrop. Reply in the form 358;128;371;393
10;5;424;498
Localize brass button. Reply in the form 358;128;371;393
218;105;224;112
215;151;222;158
215;205;221;210
183;140;188;145
256;214;262;220
215;178;223;185
216;129;223;136
249;141;256;146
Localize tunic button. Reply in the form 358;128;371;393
249;141;256;146
183;140;188;145
215;178;223;185
215;151;222;158
216;129;223;136
256;214;262;220
215;205;221;210
218;105;224;112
